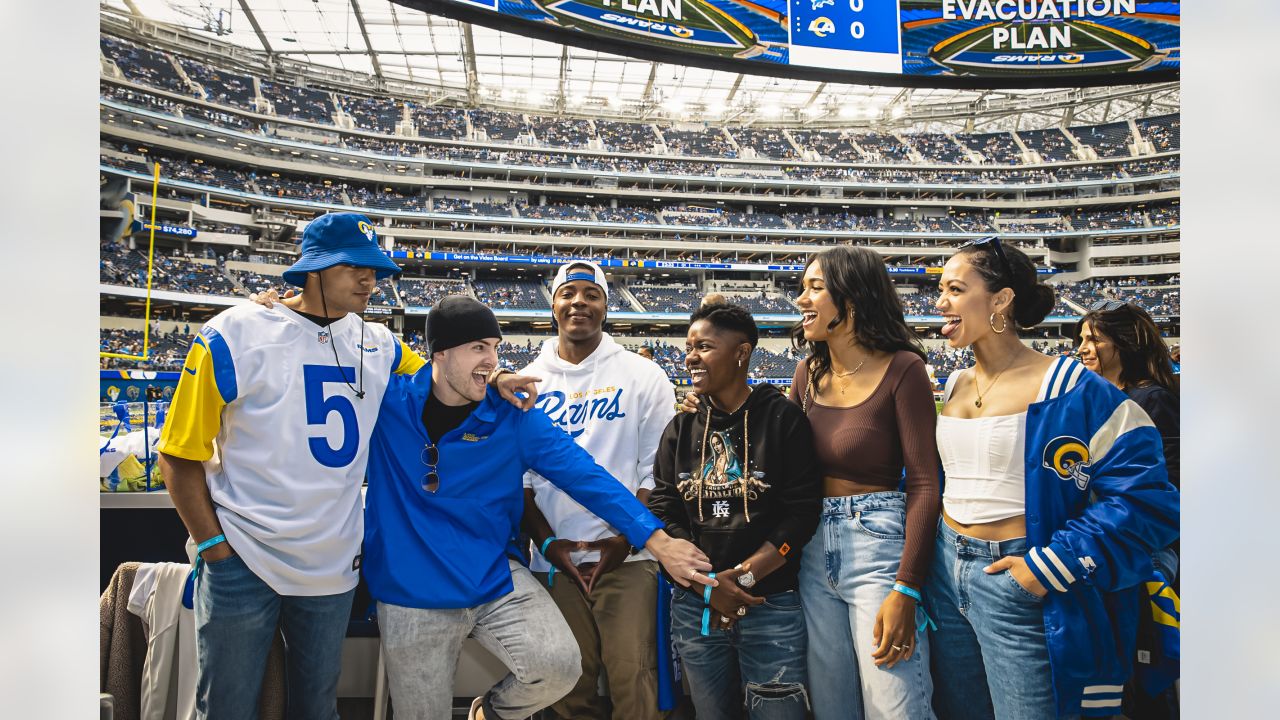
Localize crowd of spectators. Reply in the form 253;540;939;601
259;80;335;124
232;270;280;295
1078;121;1134;158
412;105;469;139
733;128;798;159
255;174;345;204
596;206;659;224
629;284;699;313
517;203;594;221
100;328;189;371
101;36;188;95
342;95;403;134
595;120;658;153
1076;208;1146;230
1138;114;1180;152
1054;277;1180;317
177;58;256;110
791;130;863;163
471;278;548;309
905;133;966;164
1019;128;1076;162
723;292;797;314
470;110;527;141
102;242;238;296
960;132;1022;164
398;278;471;307
660;127;736;158
531;116;594;147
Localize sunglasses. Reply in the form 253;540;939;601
959;235;1014;286
1089;299;1139;313
421;443;440;493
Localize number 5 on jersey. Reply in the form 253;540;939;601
304;364;360;467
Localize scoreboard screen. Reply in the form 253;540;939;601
393;0;1179;88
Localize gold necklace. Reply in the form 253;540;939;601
974;355;1018;408
831;353;868;394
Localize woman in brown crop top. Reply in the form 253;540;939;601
790;246;941;720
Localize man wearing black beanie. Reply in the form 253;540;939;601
362;296;718;720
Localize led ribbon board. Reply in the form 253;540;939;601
395;0;1178;88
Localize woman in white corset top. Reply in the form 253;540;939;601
925;238;1178;720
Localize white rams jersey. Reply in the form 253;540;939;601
158;303;423;595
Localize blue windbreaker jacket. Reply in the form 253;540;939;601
364;366;664;609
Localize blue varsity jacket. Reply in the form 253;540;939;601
363;366;664;609
1007;357;1180;716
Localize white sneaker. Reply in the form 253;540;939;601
466;696;484;720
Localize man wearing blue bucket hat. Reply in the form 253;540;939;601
159;212;539;719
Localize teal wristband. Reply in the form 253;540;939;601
702;571;717;604
892;583;937;633
891;583;922;603
540;536;558;588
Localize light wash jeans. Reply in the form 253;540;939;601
670;586;809;720
926;518;1074;720
377;559;580;720
194;553;355;720
799;492;935;720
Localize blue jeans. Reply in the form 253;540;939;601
799;492;935;720
671;587;809;720
194;554;355;720
926;518;1068;720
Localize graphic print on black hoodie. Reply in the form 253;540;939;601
649;383;822;597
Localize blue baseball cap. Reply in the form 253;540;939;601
282;212;402;287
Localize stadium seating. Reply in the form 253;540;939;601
177;58;257;111
660;126;736;158
905;133;967;164
856;132;913;163
100;328;190;372
530;116;594;148
1019;128;1076;162
732;128;799;160
259;80;334;124
630;284;699;313
101;36;188;95
1077;121;1134;158
595;120;658;153
958;132;1022;165
396;278;470;308
342;95;404;134
1138;114;1180;152
471;278;548;310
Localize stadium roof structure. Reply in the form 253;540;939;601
101;0;1179;132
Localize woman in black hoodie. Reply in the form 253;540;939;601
649;302;822;720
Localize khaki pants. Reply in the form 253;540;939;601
534;559;668;720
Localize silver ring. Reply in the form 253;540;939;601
721;616;731;623
689;568;699;578
736;606;747;616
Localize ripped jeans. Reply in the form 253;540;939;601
671;587;809;720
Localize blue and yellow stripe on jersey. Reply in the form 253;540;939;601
157;327;236;462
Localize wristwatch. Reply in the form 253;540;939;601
734;563;756;588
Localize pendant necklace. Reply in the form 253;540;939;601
974;355;1017;409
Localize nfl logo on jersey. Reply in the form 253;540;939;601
318;330;330;344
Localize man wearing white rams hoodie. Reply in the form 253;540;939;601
522;261;676;720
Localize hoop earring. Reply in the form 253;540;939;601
738;359;743;367
989;312;1008;334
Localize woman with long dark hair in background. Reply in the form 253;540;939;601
1075;300;1180;719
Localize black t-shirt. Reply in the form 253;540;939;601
422;387;480;445
1126;383;1180;489
296;309;339;327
